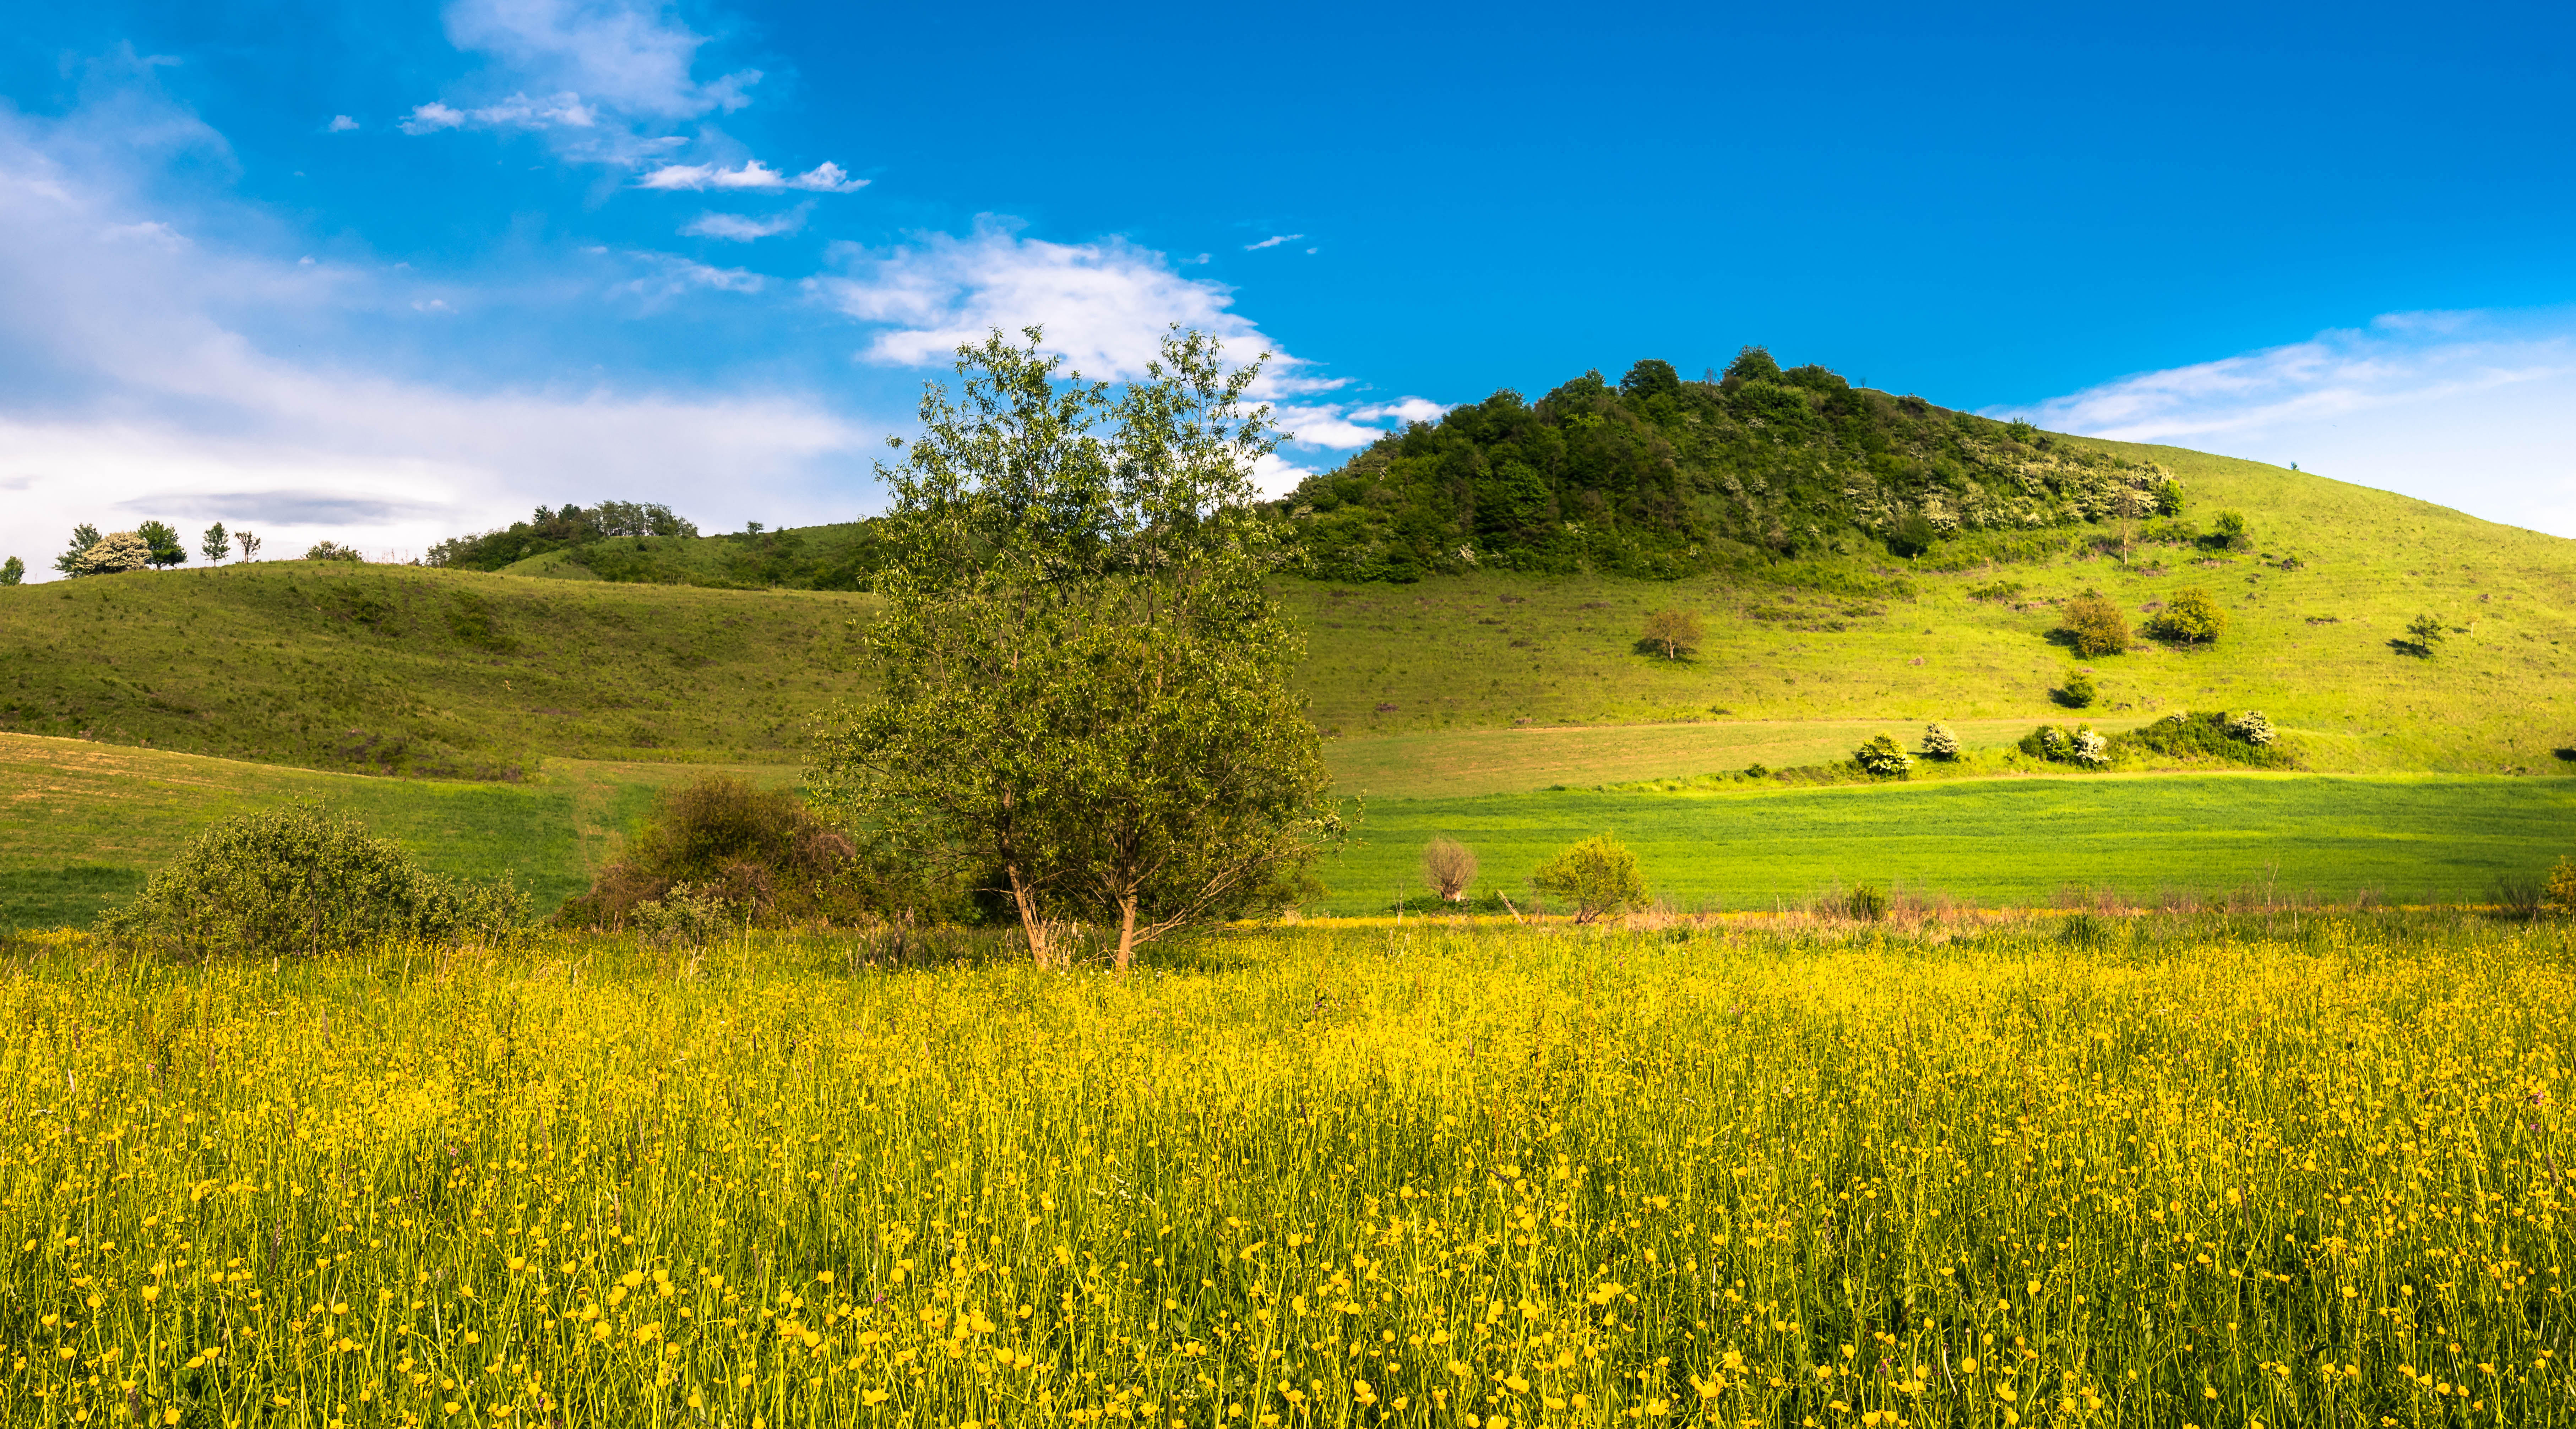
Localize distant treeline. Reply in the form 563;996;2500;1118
424;503;892;591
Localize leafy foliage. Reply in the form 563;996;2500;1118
1528;833;1648;923
1854;733;1914;778
2148;588;2229;645
99;800;525;958
2404;613;2448;655
1845;883;1889;921
304;541;366;563
2116;710;2296;769
1640;607;1702;660
2056;669;2098;708
2059;591;2131;657
0;556;21;586
200;523;232;564
556;775;876;930
54;523;100;576
809;328;1336;969
2548;857;2576;915
1279;355;2177;582
136;520;188;568
425;501;701;571
1921;723;1960;759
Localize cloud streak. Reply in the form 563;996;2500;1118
1244;233;1303;251
636;160;863;192
1991;309;2576;537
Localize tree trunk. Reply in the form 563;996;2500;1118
1115;892;1138;974
1008;865;1050;969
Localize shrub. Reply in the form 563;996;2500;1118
1845;884;1889;922
1742;763;1770;779
1422;836;1478;903
1854;733;1914;778
2059;591;2131;656
629;883;747;950
556;775;874;928
2548;857;2576;915
1529;834;1648;924
75;531;153;576
305;541;366;562
2207;511;2250;550
1921;723;1960;759
1966;580;2025;602
1887;512;1937;557
1640;608;1703;660
2148;588;2228;645
2116;710;2295;769
2056;669;2097;708
2070;727;2110;767
99;801;525;959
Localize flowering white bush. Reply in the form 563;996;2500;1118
74;530;151;575
2072;727;2110;767
1856;733;1914;777
1922;723;1961;759
2227;710;2277;746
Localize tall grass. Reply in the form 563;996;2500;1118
2;916;2573;1425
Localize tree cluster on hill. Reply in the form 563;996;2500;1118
423;500;699;571
1278;347;2181;582
50;521;260;577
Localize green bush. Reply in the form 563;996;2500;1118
1845;883;1889;922
2018;723;2110;769
2114;710;2295;769
100;801;525;959
556;775;879;929
2058;591;2131;657
2148;588;2228;646
1921;723;1960;759
2056;669;2097;708
1529;834;1648;925
1855;733;1914;778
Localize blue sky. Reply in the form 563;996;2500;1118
5;0;2576;567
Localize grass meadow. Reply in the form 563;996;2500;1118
5;915;2576;1427
1323;775;2576;915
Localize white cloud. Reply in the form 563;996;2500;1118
806;219;1445;479
1244;233;1302;251
1992;309;2576;536
441;0;758;120
327;114;359;132
399;91;597;134
0;93;870;577
636;159;864;192
614;252;765;301
681;207;806;241
811;220;1275;380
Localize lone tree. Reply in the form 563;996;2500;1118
808;327;1337;971
200;523;231;565
1422;836;1478;903
1640;607;1702;661
2059;590;2131;657
54;524;100;577
236;530;262;562
1529;834;1647;924
2404;613;2447;656
0;557;21;586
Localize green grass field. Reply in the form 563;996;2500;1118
0;733;795;929
1320;772;2576;913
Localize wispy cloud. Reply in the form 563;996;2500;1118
0;85;870;572
636;160;863;192
1992;309;2576;536
399;91;597;135
1243;233;1303;251
808;219;1440;491
326;114;359;132
681;207;806;241
440;0;759;121
614;251;765;302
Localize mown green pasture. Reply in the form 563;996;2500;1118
1321;772;2576;913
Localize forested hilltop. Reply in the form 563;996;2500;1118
1281;348;2181;582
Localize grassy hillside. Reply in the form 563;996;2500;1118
0;563;872;774
0;732;795;928
1296;446;2576;773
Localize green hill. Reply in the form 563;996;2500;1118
0;563;871;775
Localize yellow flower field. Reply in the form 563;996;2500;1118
1;917;2570;1427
